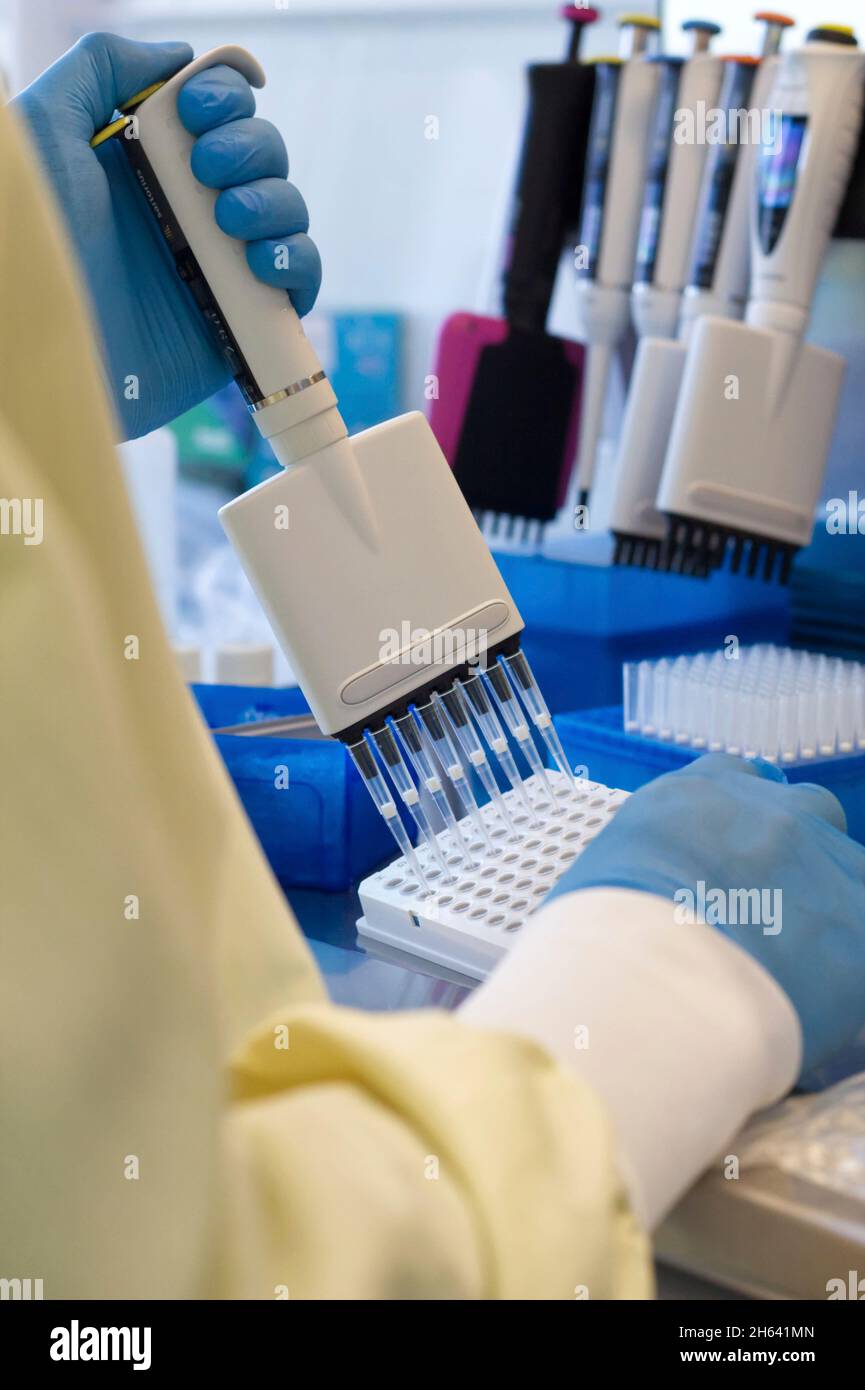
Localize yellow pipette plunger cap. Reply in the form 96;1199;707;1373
90;80;166;149
618;12;660;58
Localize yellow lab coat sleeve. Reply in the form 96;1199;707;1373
0;97;650;1300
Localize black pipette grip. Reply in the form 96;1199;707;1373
502;13;597;332
835;113;865;238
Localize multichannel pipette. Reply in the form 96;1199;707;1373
570;16;723;536
566;16;725;515
89;46;581;878
567;14;662;512
89;45;586;878
655;24;865;581
431;4;598;544
609;12;794;570
681;13;795;329
630;19;724;341
342;618;587;871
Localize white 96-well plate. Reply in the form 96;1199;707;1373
357;773;628;981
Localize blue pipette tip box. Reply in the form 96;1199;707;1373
192;683;393;891
556;703;865;847
493;554;791;712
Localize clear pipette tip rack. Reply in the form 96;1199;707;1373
624;644;865;764
356;772;627;981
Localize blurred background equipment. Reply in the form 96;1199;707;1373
429;5;597;546
654;25;865;582
608;14;793;569
560;13;664;516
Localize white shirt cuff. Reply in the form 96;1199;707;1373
460;886;802;1229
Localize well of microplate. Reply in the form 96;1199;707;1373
357;771;628;980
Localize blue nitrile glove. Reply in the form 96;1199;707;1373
549;753;865;1077
13;33;322;438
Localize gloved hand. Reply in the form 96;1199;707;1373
549;753;865;1077
13;33;322;438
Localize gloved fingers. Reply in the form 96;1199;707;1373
676;751;785;785
177;65;257;136
191;117;288;189
746;756;788;785
66;33;193;135
246;234;322;316
783;782;848;835
215;179;309;241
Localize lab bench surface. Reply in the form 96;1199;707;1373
658;1166;865;1302
290;881;470;1013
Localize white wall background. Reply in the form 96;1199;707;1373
664;1;864;53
